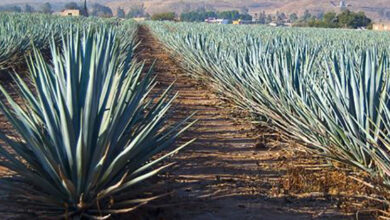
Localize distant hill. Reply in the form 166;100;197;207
1;0;389;22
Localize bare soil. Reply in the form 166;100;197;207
129;26;376;220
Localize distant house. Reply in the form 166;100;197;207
232;19;252;25
133;17;148;22
373;23;390;31
205;18;229;24
267;22;292;27
61;9;81;17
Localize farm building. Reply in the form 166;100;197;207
133;17;148;22
232;19;252;25
60;9;81;17
373;23;390;31
205;18;229;24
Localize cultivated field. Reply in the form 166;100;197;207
0;12;389;219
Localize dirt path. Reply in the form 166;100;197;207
134;26;360;220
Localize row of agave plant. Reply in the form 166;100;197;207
0;13;129;71
147;21;390;198
0;20;193;218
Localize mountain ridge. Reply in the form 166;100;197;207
1;0;389;22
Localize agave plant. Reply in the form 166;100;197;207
0;27;194;218
146;21;390;193
0;13;67;70
311;49;390;176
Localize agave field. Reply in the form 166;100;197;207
1;10;390;218
147;21;390;201
0;13;136;71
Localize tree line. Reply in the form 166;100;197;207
178;8;371;29
300;10;372;29
180;9;252;22
0;2;373;29
0;3;52;14
0;2;115;18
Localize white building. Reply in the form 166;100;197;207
205;18;229;24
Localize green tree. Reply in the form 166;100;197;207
217;10;252;20
24;4;35;13
90;3;112;17
116;7;125;18
180;10;217;22
304;10;371;29
40;2;52;14
0;6;22;13
323;12;338;27
127;4;146;18
266;14;272;23
317;11;324;19
240;13;252;20
337;9;353;27
289;13;298;22
302;9;311;21
151;12;176;21
258;11;267;24
64;2;79;10
218;10;240;20
279;12;287;20
337;10;371;28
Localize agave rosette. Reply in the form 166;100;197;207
0;27;194;218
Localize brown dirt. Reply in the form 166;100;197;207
130;26;376;220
